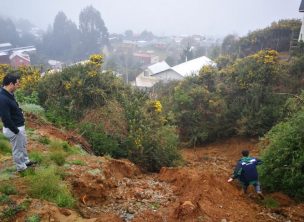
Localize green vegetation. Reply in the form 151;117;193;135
221;19;301;57
0;194;10;204
0;134;11;155
37;55;181;172
69;160;86;166
0;199;31;221
0;183;17;195
262;197;279;209
25;214;41;222
259;109;304;200
25;167;75;208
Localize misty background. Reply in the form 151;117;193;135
0;0;302;36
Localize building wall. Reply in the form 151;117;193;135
10;56;30;68
0;55;10;65
152;69;183;83
300;15;304;42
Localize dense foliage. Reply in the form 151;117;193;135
37;55;181;172
221;19;301;57
259;108;304;200
159;50;290;145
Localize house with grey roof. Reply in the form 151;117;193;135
299;0;304;41
132;61;171;88
133;56;215;88
151;56;215;83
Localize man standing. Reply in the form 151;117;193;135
0;73;36;172
228;149;264;199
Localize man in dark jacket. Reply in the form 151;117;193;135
228;150;263;198
0;73;36;172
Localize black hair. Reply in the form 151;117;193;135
241;150;249;157
2;72;20;86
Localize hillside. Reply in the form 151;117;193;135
0;115;304;222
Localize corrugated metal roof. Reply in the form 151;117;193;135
0;52;8;56
9;52;30;62
300;0;304;12
148;61;170;75
0;43;12;48
171;56;215;77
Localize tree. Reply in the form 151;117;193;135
124;30;134;40
0;17;19;45
41;12;80;61
79;6;109;58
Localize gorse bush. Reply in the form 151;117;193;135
158;50;288;145
259;110;304;200
37;55;181;172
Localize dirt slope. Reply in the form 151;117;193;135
0;118;304;222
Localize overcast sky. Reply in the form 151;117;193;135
0;0;302;37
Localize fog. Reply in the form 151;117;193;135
0;0;302;36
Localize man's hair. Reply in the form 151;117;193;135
241;149;249;157
2;72;20;86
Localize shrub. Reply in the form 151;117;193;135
20;104;45;116
25;167;75;208
259;110;304;200
81;123;121;157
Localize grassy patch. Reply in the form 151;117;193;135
69;160;86;166
0;183;17;195
25;167;75;208
262;197;279;208
38;136;50;145
29;152;45;165
25;214;40;222
0;167;16;181
50;151;66;166
0;194;10;204
0;135;11;155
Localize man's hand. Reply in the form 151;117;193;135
227;178;233;183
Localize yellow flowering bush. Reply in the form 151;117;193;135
89;54;103;68
0;65;41;91
153;100;162;113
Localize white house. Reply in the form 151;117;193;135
132;61;170;88
299;0;304;41
151;56;215;83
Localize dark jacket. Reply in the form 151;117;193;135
0;88;25;134
232;156;262;183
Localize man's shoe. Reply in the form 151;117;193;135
26;160;38;167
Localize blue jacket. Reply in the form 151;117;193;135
0;88;25;134
232;157;262;183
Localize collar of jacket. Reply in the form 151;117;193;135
0;87;15;100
